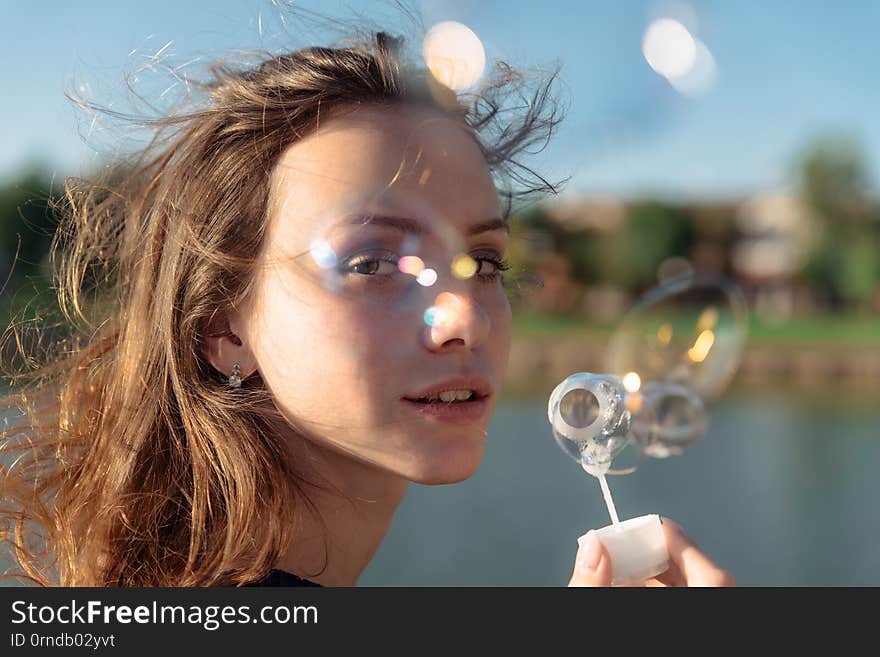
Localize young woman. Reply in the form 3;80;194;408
0;26;733;587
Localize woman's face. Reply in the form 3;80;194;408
236;104;511;484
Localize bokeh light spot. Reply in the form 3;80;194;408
656;323;674;345
696;306;720;332
622;371;642;393
416;268;438;286
451;253;478;279
309;239;337;269
435;291;464;309
667;38;717;96
688;329;715;363
398;255;425;276
423;21;486;90
642;18;696;78
423;306;447;327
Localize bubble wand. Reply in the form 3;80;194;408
548;274;748;585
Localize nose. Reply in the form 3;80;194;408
422;291;491;352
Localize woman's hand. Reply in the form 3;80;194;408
568;518;735;587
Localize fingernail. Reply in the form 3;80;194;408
576;531;602;573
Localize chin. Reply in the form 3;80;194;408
404;435;486;485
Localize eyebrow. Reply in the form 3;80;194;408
340;214;510;236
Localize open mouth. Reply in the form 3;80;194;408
404;390;487;404
400;391;489;423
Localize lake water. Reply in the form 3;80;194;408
360;388;880;586
2;389;877;586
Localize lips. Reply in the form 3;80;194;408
400;396;490;424
403;375;493;403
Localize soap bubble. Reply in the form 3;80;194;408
547;372;643;475
629;381;707;457
606;273;748;401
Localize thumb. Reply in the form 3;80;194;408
568;530;613;587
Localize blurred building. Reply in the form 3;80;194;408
515;192;819;322
542;195;626;232
536;197;628;321
731;192;816;320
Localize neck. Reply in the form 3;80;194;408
275;434;409;587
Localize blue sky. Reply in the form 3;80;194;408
2;0;878;199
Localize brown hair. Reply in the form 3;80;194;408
0;26;561;586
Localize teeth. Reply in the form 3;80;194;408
428;389;474;402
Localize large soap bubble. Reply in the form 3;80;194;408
606;273;748;401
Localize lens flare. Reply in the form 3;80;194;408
435;291;464;311
656;323;673;345
451;253;478;279
687;329;715;363
622;372;642;393
309;239;337;269
423;21;486;90
642;18;696;78
667;38;717;96
423;306;446;327
696;306;719;332
398;255;425;276
623;371;643;415
424;292;465;327
416;268;438;286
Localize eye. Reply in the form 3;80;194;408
472;253;511;282
339;249;510;283
340;250;399;277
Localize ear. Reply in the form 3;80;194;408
202;308;259;382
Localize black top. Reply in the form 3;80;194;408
243;569;323;587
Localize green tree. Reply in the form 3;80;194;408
799;137;880;310
0;167;61;320
603;201;694;291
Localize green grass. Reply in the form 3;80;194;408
747;315;880;343
512;311;880;344
511;312;613;335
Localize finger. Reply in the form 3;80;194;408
568;530;613;587
661;518;736;587
643;577;670;587
652;558;685;587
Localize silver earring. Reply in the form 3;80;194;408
228;363;242;388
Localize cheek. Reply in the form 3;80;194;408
487;291;513;361
249;277;415;416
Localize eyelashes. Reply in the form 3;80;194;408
339;250;510;283
342;251;399;276
475;254;511;282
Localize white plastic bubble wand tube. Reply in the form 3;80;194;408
596;470;620;526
